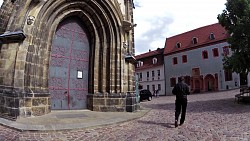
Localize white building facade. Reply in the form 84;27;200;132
135;49;165;96
164;23;241;95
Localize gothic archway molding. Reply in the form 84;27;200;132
23;0;123;96
0;0;136;119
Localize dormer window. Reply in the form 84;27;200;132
210;33;215;40
176;42;181;48
153;57;157;64
137;61;143;67
192;37;198;44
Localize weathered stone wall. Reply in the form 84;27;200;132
0;42;21;119
19;92;51;118
0;0;136;119
87;92;139;112
0;87;20;119
0;0;14;34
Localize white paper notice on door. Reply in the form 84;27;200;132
77;70;83;79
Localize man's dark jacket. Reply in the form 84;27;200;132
172;81;190;100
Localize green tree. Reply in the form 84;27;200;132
218;0;250;74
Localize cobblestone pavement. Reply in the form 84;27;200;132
1;89;250;141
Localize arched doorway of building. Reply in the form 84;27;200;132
49;17;89;110
204;74;215;91
194;79;200;93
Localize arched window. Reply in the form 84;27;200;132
137;61;143;67
176;42;181;48
152;57;157;64
192;37;198;44
210;33;215;40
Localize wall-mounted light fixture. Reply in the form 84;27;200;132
0;30;26;44
122;20;137;31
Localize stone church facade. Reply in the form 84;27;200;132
0;0;137;120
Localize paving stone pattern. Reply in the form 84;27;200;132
0;89;250;141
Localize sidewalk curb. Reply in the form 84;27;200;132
0;108;151;132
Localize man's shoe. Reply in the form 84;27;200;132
175;120;178;128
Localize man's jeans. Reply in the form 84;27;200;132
175;98;187;124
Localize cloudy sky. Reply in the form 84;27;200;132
0;0;227;55
134;0;227;55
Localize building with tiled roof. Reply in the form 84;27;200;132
164;23;241;95
135;48;165;96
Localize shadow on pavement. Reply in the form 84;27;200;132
141;98;250;115
137;120;175;128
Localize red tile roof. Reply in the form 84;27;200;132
136;48;164;60
135;63;163;71
164;23;229;55
135;48;164;71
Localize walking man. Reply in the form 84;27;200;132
172;77;190;127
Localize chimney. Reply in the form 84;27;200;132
149;49;151;52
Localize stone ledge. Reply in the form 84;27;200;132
88;92;139;112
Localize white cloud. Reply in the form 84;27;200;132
0;0;227;55
134;0;227;55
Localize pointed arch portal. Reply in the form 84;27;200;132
49;17;89;110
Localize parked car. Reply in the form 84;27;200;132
139;89;152;101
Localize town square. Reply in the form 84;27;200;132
0;89;250;140
0;0;250;140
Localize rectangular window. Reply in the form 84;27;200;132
224;69;232;81
173;57;178;65
158;84;161;90
139;73;142;81
152;71;155;77
213;48;219;57
170;77;176;87
152;85;155;91
182;55;187;63
223;46;230;56
147;71;149;77
202;50;208;59
157;70;160;76
147;85;150;90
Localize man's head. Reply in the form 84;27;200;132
179;76;185;82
